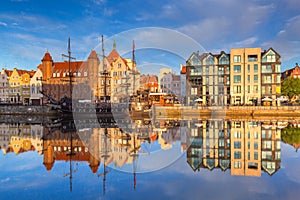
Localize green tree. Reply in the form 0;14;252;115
281;77;300;99
282;126;300;146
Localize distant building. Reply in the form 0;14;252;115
282;63;300;80
106;41;140;103
158;68;172;92
7;68;35;105
30;68;43;105
139;74;158;92
0;69;10;103
180;65;186;104
158;68;181;98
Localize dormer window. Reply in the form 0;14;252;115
84;71;87;76
53;73;56;77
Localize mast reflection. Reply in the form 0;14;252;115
1;117;300;193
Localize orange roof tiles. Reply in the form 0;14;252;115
89;164;99;174
88;50;99;60
51;61;87;78
4;70;12;77
44;162;54;171
107;49;120;64
42;52;53;62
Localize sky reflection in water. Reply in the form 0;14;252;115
1;120;300;200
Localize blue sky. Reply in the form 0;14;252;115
0;0;300;74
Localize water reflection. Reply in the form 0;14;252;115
0;117;300;195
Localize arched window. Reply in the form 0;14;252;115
219;55;229;64
206;56;214;65
190;55;202;66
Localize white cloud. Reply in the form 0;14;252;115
235;37;258;46
262;15;300;61
103;8;117;17
92;0;106;5
0;21;7;26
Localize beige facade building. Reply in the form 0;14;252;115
230;48;262;105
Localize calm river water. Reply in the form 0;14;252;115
0;116;300;200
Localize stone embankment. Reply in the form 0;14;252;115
151;105;300;120
0;105;57;115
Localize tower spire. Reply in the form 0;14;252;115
113;39;116;50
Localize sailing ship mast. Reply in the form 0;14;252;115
62;37;76;110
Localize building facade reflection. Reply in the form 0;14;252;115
186;119;282;176
0;118;298;179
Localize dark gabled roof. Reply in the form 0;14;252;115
261;47;281;58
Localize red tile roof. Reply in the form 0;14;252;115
4;70;12;77
42;52;53;62
88;50;99;60
44;162;54;171
149;75;158;83
89;164;99;174
51;61;87;78
17;69;33;76
107;49;120;64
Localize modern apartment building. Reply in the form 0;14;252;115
186;51;230;106
186;47;281;106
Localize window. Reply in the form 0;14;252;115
219;139;225;147
254;75;258;83
276;75;281;83
253;85;259;93
254;142;258;149
191;88;197;95
275;64;281;72
233;86;241;93
206;56;214;65
254;132;258;139
247;85;250;93
254;152;258;160
191;55;201;66
267;55;276;62
218;77;224;84
262;86;266;94
234;75;241;83
190;67;202;75
234;55;241;63
254;64;258;72
262;65;272;73
248;75;250;83
248;55;258;62
234;131;241;138
234;151;241;159
263;75;272;84
248;65;250;73
234;65;241;73
219;56;229;65
234;141;241;149
234;161;242;169
218;67;224;75
118;63;121;68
